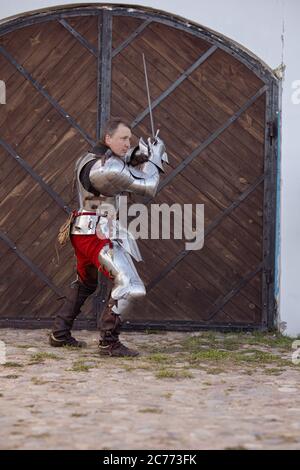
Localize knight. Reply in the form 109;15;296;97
49;118;168;357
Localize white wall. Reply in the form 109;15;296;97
0;0;299;336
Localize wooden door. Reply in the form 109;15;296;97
0;5;279;330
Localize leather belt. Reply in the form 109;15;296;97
73;211;97;217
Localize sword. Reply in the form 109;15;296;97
142;53;157;140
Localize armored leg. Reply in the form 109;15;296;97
98;242;146;314
97;242;146;356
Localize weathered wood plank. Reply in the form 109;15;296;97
66;15;98;49
112;16;144;50
149;23;265;123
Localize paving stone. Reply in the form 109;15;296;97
0;328;299;450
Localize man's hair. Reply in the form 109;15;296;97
99;117;131;145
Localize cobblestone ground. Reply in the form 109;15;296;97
0;328;299;450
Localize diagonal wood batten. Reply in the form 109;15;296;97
0;231;65;299
145;85;267;204
131;45;218;129
0;45;96;147
112;19;152;58
0;137;71;214
0;6;280;330
147;174;265;292
58;18;98;56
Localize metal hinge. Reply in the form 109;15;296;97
265;269;273;285
268;120;277;146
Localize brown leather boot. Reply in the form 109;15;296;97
98;303;139;357
49;333;87;348
50;280;96;348
99;338;139;357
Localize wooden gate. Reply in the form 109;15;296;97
0;5;280;330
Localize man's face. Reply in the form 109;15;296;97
105;124;132;157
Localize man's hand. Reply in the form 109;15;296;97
129;133;168;170
128;137;150;166
130;152;149;167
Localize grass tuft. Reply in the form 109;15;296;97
70;361;92;372
155;368;193;379
1;362;24;368
29;352;61;364
139;408;162;413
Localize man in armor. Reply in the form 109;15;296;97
49;118;168;357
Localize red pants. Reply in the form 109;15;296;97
70;235;112;285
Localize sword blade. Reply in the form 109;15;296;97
142;53;155;139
